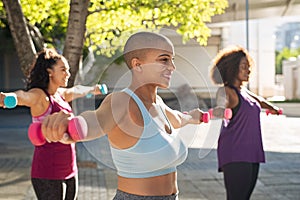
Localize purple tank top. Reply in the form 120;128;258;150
217;86;265;171
31;91;78;180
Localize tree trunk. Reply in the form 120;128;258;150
2;0;36;76
63;0;90;87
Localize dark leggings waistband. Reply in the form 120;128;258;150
113;189;178;200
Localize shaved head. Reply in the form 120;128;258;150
123;32;174;69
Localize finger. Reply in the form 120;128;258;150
51;114;66;141
41;117;51;140
42;113;60;142
52;111;71;141
0;93;4;107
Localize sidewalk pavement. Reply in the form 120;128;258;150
0;107;299;200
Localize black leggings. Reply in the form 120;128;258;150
31;176;78;200
222;162;259;200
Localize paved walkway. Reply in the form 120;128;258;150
0;107;299;200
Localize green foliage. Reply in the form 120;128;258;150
87;0;228;55
20;0;70;49
0;1;6;28
0;0;228;55
0;0;70;49
275;47;300;74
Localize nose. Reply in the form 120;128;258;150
66;69;71;78
168;60;176;71
247;67;251;74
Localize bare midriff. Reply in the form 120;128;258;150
117;172;178;196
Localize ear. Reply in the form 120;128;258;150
131;58;142;72
46;68;53;77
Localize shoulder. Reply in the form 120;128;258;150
95;90;142;136
27;88;50;116
98;91;132;118
26;88;48;104
216;86;233;97
221;86;237;97
216;86;238;108
28;88;46;95
102;90;131;106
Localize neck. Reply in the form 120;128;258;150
47;86;58;95
129;85;157;104
232;80;243;91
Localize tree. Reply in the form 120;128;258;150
1;0;70;74
1;0;228;86
63;0;89;87
1;0;36;76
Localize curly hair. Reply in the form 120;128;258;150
26;48;62;90
210;45;253;86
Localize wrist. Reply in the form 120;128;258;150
86;84;108;98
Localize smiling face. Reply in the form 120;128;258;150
137;47;176;88
48;57;70;88
124;32;176;89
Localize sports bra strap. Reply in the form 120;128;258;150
122;88;151;124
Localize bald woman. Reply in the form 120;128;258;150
41;32;208;200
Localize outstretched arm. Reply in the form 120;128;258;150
0;88;46;109
158;96;208;129
59;84;107;102
41;92;118;142
208;87;234;119
245;88;281;114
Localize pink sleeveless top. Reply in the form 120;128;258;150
31;91;78;180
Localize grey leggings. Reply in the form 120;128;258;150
113;189;178;200
31;176;78;200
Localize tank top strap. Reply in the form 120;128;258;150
32;89;53;122
122;88;151;125
42;89;55;106
228;85;239;94
227;85;242;119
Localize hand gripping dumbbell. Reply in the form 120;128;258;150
266;108;283;116
208;107;232;120
3;93;18;109
201;112;210;123
86;84;108;98
183;111;210;123
28;116;88;146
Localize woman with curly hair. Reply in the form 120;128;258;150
210;45;281;200
0;48;105;200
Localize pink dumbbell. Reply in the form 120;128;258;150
201;112;210;123
28;117;88;146
266;108;283;116
208;108;232;120
182;111;210;123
